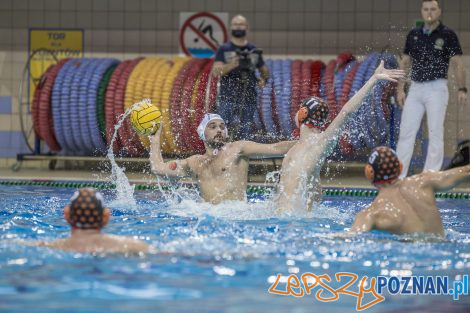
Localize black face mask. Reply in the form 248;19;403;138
231;29;246;38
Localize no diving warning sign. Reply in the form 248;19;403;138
179;12;228;58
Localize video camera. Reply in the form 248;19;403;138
235;48;263;72
445;140;470;169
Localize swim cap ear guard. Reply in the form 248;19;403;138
295;96;329;129
68;188;105;229
365;146;402;185
197;113;228;141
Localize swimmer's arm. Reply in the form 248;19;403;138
16;240;63;249
423;164;470;191
350;210;375;233
238;140;296;158
124;239;153;254
325;61;404;140
323;74;379;141
15;240;47;247
149;125;191;177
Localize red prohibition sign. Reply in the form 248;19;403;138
179;12;228;57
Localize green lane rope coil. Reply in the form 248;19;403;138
1;180;469;200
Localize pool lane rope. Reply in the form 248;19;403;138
1;180;469;200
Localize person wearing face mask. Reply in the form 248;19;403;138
212;15;270;140
396;0;467;178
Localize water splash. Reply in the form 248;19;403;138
107;100;153;209
265;170;280;184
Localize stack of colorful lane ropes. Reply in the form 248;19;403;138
31;52;399;158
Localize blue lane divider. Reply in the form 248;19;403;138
60;59;84;154
77;59;98;154
69;58;92;154
320;68;326;100
363;52;380;148
261;59;276;134
378;53;400;146
335;60;357;109
87;58;120;154
347;56;372;149
281;59;293;137
334;66;346;110
275;59;292;137
52;59;75;153
271;59;282;135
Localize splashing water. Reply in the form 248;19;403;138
106;99;153;209
265;170;280;184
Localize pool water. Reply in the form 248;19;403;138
0;185;469;313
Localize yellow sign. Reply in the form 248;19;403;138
29;29;84;103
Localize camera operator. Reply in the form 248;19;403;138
212;15;270;140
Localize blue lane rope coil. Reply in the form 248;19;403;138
51;59;76;153
87;58;120;154
69;58;92;154
280;59;293;137
261;59;276;134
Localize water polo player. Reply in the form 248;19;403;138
26;188;150;253
149;114;295;204
351;147;470;236
276;61;405;213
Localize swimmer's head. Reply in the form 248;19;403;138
197;113;228;149
64;188;110;230
295;96;329;129
365;147;403;186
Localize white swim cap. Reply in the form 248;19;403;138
197;113;227;141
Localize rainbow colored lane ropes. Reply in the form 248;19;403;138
34;53;400;158
1;180;469;200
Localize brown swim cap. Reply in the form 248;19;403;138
69;188;105;229
365;146;401;185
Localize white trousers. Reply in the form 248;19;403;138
396;79;449;178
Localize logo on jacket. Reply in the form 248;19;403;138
434;38;444;50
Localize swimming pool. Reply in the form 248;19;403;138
1;184;469;313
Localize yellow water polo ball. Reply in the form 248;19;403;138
130;99;162;136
